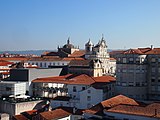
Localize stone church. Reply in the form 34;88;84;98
68;36;116;77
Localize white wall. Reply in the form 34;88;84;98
79;87;103;109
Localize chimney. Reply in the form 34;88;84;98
151;45;154;49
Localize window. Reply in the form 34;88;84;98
122;58;127;63
117;82;121;86
151;77;155;82
136;58;140;63
122;69;127;73
73;86;76;92
6;87;11;91
152;68;156;73
158;58;160;62
82;87;85;90
129;82;134;86
136;82;140;86
87;103;91;108
88;90;91;93
129;58;134;63
87;96;91;101
151;58;156;62
121;82;127;86
40;63;42;67
118;58;121;62
44;63;47;67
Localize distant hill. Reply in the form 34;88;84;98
0;49;121;56
0;50;55;56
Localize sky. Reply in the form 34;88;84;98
0;0;160;51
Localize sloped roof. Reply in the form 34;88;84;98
0;57;29;61
94;76;116;83
40;108;72;120
105;103;160;118
32;74;115;86
0;60;13;66
69;50;86;58
84;95;139;115
145;48;160;55
13;114;28;120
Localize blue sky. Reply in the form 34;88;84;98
0;0;160;51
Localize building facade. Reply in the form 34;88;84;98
116;47;160;101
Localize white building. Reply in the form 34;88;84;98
85;36;114;76
0;81;26;97
31;74;116;109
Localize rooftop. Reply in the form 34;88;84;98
105;103;160;118
84;95;140;115
32;74;115;86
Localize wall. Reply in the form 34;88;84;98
0;100;45;116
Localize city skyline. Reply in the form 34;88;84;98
0;0;160;51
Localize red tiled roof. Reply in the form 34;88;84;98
109;50;124;55
0;68;10;71
33;74;95;85
0;57;29;61
13;114;28;120
32;74;115;86
105;103;160;118
40;108;71;120
84;95;139;115
28;57;63;61
94;76;116;83
62;57;85;61
69;59;91;66
138;47;151;53
0;72;10;75
0;60;13;66
145;48;160;54
23;110;37;115
69;50;86;57
123;49;144;54
32;74;73;83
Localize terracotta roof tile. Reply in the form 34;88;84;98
0;60;13;66
32;74;115;86
105;103;160;118
40;108;71;120
84;95;139;115
0;72;10;75
145;48;160;54
0;57;29;61
28;57;63;61
13;114;28;120
62;57;85;61
123;49;144;54
93;76;116;83
69;50;85;57
69;59;91;66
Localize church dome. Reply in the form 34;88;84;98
63;38;75;49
